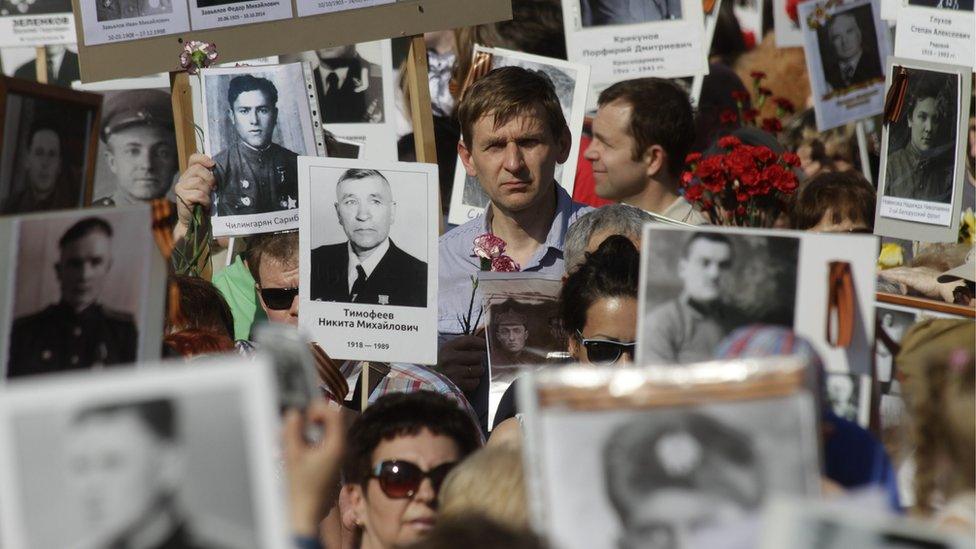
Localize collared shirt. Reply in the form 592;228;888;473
838;53;863;84
346;238;390;294
438;184;592;336
885;142;954;203
662;195;710;225
642;294;733;364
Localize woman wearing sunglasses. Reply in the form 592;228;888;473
343;391;482;549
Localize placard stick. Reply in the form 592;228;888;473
403;34;443;234
855;120;872;184
34;47;48;84
170;70;212;279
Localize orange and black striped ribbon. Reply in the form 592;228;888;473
150;199;183;328
310;343;349;401
458;51;495;104
826;261;855;348
883;66;909;126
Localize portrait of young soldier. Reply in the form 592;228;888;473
93;89;178;206
884;72;957;204
312;44;384;124
6;217;137;378
490;307;547;367
1;122;80;215
64;399;212;549
818;8;883;92
213;74;299;217
310;168;427;307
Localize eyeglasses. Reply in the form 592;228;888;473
369;460;457;499
259;287;298;310
577;332;636;365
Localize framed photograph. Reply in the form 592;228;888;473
0;45;80;87
874;59;972;242
447;45;590;225
761;497;976;548
798;0;890;131
480;272;564;427
0;355;290;549
298;157;439;365
894;0;975;69
0;0;74;47
520;358;821;549
638;226;878;375
0;77;101;215
282;40;397;161
772;0;804;46
560;0;706;107
0;206;167;380
195;62;324;237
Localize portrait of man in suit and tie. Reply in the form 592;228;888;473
580;0;683;26
309;168;428;308
817;6;884;93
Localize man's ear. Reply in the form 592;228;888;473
643;144;667;179
555;125;572;164
104;146;117;175
458;139;478;178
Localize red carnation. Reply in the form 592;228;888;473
742;108;759;122
718;135;742;149
695;156;728;193
762;164;798;194
749;145;776;165
491;255;521;272
785;0;799;23
726;147;755;174
731;90;750;103
758;86;773;97
761;118;783;133
685;152;702;165
681;170;694;185
684;184;704;203
750;71;766;80
773;97;796;113
782;151;801;167
736;205;747;216
736;191;749;203
720;109;738;125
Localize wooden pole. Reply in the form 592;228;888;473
34;47;48;84
403;34;444;234
855;120;872;184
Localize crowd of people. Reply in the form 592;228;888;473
1;0;975;547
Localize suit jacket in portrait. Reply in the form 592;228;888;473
314;54;384;124
14;50;79;88
580;0;681;25
96;0;172;21
824;50;884;92
310;240;427;308
213;141;299;216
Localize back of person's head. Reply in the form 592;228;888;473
343;391;482;486
163;328;236;358
791;171;876;231
597;78;695;178
439;446;528;530
564;205;652;274
406;515;546;549
560;235;640;338
457;66;567;148
167;275;235;338
246;231;299;285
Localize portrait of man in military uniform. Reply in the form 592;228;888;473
95;0;171;22
5;217;137;378
212;74;300;217
93;89;178;207
0;121;81;215
312;44;385;124
884;70;958;205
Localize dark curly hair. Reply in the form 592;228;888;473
559;235;640;341
343;391;482;487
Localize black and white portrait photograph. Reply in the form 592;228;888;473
198;63;321;237
298;157;438;365
907;0;973;11
0;0;68;15
0;45;79;88
875;304;916;382
0;0;74;48
96;0;172;22
2;207;165;379
0;357;290;549
0;78;100;215
524;384;820;549
637;227;799;365
825;373;869;425
799;0;889;131
448;46;589;225
579;0;683;26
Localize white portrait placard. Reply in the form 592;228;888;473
773;0;805;46
298;157;439;365
799;0;890;130
75;0;190;46
295;0;394;17
894;1;976;70
874;58;971;242
0;0;75;47
561;0;707;106
448;46;590;226
189;0;293;33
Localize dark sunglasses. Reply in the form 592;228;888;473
578;331;636;365
259;287;298;310
369;460;457;499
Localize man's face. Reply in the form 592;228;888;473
351;429;460;549
65;412;172;541
317;45;356;60
828;14;862;62
230;89;276;149
496;323;528;353
257;256;299;325
25;129;61;195
106;126;178;201
827;375;854;403
56;231;112;312
909;97;939;151
585;100;651;201
620;490;746;549
677;239;733;303
458;107;571;214
335;176;395;254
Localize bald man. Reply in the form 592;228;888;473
309;168;427;307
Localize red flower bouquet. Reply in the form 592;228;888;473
681;136;800;227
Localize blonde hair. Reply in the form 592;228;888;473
438;446;529;530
